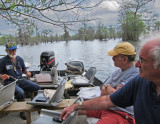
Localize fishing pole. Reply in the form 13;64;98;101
0;55;6;56
9;76;25;81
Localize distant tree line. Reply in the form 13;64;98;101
0;24;120;45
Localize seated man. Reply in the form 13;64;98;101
79;42;139;124
0;41;41;120
61;35;160;124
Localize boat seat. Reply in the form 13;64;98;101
0;81;16;111
31;97;83;124
65;61;84;75
50;66;59;85
27;78;66;107
72;67;96;86
34;66;59;89
35;73;53;84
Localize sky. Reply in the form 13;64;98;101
0;0;160;36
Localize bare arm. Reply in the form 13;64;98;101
0;74;10;80
101;84;116;96
23;70;31;77
101;85;108;96
61;95;115;120
101;84;124;96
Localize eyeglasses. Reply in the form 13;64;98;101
138;57;151;64
6;42;17;48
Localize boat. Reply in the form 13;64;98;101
0;51;103;99
0;51;103;124
27;51;103;98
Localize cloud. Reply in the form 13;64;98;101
154;0;160;14
100;1;120;11
85;0;120;22
0;20;17;35
79;0;120;28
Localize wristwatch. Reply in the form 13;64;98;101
78;102;83;107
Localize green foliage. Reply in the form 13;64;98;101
0;35;16;45
63;28;70;41
41;0;47;4
10;3;15;9
20;0;25;4
121;11;146;41
118;0;156;41
0;3;4;8
0;23;121;44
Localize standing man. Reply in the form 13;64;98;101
61;35;160;124
79;42;139;124
0;41;40;120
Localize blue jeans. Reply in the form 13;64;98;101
5;79;41;100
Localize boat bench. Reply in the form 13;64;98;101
0;99;76;124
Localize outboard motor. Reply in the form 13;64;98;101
40;51;55;71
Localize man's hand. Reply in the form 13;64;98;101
116;84;123;90
25;71;31;77
101;84;124;96
60;104;77;121
101;85;108;96
101;84;116;96
61;96;115;120
105;84;116;95
0;74;10;80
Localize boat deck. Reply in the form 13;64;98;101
0;112;88;124
0;98;88;124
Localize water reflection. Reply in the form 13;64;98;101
0;39;141;82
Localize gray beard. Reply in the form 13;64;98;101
8;54;17;59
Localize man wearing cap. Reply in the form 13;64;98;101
73;42;139;124
0;41;41;120
61;35;160;124
101;42;138;96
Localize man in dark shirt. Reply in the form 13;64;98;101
60;35;160;124
0;41;40;119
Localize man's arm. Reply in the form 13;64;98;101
61;95;115;120
101;84;117;96
19;56;31;77
0;74;10;80
23;70;31;77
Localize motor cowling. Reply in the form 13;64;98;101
40;51;55;71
